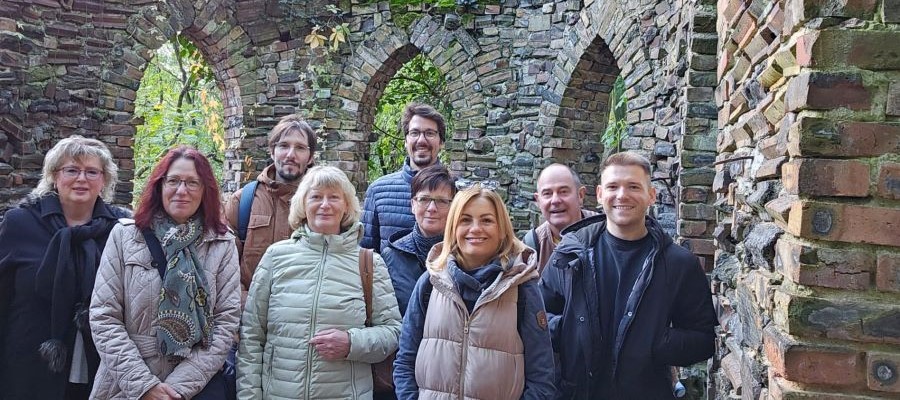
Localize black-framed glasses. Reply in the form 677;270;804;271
455;179;499;191
407;129;439;140
57;167;103;181
413;195;452;210
164;177;203;192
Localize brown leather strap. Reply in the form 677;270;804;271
358;248;375;326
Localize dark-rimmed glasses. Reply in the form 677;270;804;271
164;177;203;192
413;195;452;210
407;129;439;140
57;167;103;181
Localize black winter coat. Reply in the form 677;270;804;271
380;228;430;317
0;195;128;400
541;215;717;399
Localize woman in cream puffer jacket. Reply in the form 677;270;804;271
238;166;401;400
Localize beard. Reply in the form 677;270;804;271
276;163;305;182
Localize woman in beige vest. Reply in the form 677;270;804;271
393;183;556;399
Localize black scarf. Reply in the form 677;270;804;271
30;195;121;373
411;224;443;266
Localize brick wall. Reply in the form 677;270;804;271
713;0;900;398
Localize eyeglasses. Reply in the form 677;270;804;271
163;177;203;192
455;179;499;191
413;195;452;210
407;129;439;140
57;167;103;181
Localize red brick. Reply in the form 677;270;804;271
776;289;900;345
877;163;900;200
777;238;874;290
786;72;872;112
782;159;870;197
789;117;900;157
867;352;900;393
876;253;900;293
797;29;900;70
788;201;900;247
801;0;879;19
678;220;709;237
764;325;867;386
733;11;758;49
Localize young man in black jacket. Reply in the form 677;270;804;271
541;151;717;399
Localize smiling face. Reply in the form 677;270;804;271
454;196;501;269
271;130;313;183
411;184;453;238
55;156;105;209
162;158;204;224
597;164;656;240
404;115;442;170
535;165;586;238
304;185;347;235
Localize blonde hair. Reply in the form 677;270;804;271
432;187;524;271
288;165;361;231
33;135;118;201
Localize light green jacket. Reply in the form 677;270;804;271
237;223;401;400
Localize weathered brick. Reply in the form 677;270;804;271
886;0;900;23
877;163;900;200
777;238;874;290
876;253;900;293
797;29;900;70
800;0;879;19
789;117;900;157
782;159;870;197
775;289;900;345
765;325;867;387
786;72;872;112
788;201;900;247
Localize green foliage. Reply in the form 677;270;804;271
369;54;452;182
602;76;628;153
133;35;225;206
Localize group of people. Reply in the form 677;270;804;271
0;102;717;400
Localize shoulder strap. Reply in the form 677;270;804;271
141;229;167;279
529;229;541;262
238;180;259;241
358;247;375;326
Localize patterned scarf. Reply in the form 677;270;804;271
412;224;443;266
153;215;212;358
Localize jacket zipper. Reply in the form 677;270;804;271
460;316;471;399
611;245;659;380
305;239;329;399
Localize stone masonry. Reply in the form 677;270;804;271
0;0;897;398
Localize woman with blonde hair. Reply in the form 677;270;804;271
238;165;401;399
393;183;555;399
0;135;129;400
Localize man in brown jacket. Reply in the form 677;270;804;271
224;115;317;292
524;163;597;272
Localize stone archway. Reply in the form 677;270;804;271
329;16;488;193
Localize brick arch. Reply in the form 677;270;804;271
93;0;264;201
330;15;488;190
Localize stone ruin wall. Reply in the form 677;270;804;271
0;0;897;398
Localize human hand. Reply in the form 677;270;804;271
140;383;182;400
309;328;350;360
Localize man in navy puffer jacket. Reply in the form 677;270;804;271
361;103;446;253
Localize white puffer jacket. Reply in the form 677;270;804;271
237;223;401;400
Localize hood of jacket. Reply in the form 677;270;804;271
552;214;673;270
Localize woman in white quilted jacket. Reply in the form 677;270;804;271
237;165;401;400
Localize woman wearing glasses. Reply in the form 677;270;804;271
393;183;556;399
89;146;240;399
381;165;456;316
0;136;130;400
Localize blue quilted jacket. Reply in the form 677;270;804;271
361;159;429;253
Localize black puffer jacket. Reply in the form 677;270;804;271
540;214;717;399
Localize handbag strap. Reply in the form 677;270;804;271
357;247;375;326
141;228;168;279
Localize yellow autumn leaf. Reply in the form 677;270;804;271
304;26;327;49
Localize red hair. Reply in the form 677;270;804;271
134;145;227;234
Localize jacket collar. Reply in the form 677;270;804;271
35;193;119;221
292;221;363;252
401;158;444;183
258;164;299;199
553;214;672;270
387;228;417;255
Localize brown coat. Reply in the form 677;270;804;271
530;209;598;273
89;221;241;399
224;165;298;290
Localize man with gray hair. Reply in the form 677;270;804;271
524;163;597;272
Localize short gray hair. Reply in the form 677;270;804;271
288;165;361;231
33;135;118;201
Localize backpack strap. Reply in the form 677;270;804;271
529;229;541;263
358;247;375;326
238;180;259;241
141;229;168;279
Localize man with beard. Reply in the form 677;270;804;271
225;115;317;292
361;102;446;253
524;163;597;272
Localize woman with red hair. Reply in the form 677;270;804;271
89;146;240;399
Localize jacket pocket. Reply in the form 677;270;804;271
262;343;275;394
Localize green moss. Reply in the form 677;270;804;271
393;11;421;28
